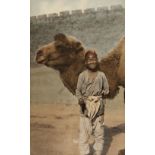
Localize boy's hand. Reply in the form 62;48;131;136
78;98;85;105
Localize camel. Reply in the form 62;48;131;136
35;33;125;99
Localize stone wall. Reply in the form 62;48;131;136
30;5;125;66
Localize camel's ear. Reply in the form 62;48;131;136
54;33;68;43
74;41;84;52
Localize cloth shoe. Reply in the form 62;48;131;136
93;150;102;155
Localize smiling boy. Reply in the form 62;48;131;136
76;50;109;155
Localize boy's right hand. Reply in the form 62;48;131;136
78;98;85;105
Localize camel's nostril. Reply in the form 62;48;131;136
37;50;43;56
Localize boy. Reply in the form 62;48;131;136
76;50;109;155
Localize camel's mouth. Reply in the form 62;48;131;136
36;55;62;66
36;57;47;64
37;60;46;64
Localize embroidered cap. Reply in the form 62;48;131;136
84;50;98;61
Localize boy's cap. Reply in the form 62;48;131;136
85;50;98;60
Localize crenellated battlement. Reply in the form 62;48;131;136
30;4;124;68
59;11;70;17
71;9;82;16
30;5;124;24
84;8;96;14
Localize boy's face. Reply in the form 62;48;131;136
85;58;98;70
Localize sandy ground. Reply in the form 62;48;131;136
31;101;124;155
31;66;125;155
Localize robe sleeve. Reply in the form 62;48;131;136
102;73;109;95
75;73;84;100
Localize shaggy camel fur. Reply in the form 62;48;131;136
35;33;125;99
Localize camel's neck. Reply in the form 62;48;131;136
59;57;85;95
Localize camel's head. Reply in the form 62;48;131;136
35;33;85;70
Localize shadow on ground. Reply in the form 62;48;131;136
89;123;125;155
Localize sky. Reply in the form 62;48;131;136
30;0;125;16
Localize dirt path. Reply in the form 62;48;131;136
31;101;124;155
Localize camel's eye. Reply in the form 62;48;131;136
56;44;64;49
76;42;81;47
55;41;73;52
56;45;65;52
56;43;70;52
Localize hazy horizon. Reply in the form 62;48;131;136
31;0;125;16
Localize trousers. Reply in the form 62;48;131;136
79;115;104;155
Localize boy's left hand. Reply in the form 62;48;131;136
78;98;85;105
